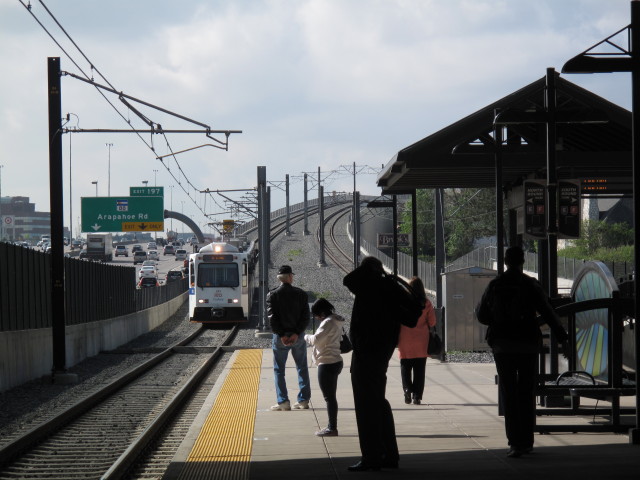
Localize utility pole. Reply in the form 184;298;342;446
0;164;3;241
48;57;76;385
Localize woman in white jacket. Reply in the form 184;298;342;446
304;298;345;436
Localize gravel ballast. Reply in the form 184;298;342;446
0;209;493;445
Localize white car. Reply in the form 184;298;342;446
147;242;157;250
147;250;159;261
175;249;187;261
142;259;157;267
138;265;157;278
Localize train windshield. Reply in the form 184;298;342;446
197;263;239;288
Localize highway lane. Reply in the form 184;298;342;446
109;251;186;285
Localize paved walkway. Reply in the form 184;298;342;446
166;349;639;480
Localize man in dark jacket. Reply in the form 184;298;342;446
266;265;311;411
477;246;568;458
343;256;405;471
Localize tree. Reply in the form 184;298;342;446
399;188;501;261
399;189;435;258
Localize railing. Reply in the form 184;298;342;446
0;241;187;332
351;228;634;294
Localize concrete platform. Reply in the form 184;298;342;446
165;349;640;480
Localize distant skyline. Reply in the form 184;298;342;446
0;0;633;236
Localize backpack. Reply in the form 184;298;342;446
387;275;425;328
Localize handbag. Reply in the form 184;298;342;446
339;329;353;354
427;327;442;356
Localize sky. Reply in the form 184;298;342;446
0;0;633;237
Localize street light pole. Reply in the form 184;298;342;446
106;143;113;197
153;169;158;186
92;180;98;197
181;200;185;237
170;185;174;234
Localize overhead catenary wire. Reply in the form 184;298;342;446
21;0;238;226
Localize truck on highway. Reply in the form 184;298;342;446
85;233;113;262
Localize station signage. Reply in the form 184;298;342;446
558;180;580;239
377;233;410;248
523;180;547;240
81;196;164;232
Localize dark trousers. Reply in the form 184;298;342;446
317;361;343;430
494;351;537;449
400;357;427;400
350;348;399;465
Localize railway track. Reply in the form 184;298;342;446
317;205;355;275
0;198;357;479
0;326;237;480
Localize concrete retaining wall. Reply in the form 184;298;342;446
0;292;187;392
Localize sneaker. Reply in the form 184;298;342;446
293;400;309;409
315;427;338;436
270;400;291;411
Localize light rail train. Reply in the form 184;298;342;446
188;241;257;324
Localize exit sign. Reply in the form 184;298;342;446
130;186;164;197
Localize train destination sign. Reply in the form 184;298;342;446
81;196;164;232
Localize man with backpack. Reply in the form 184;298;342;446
476;246;568;458
343;256;421;472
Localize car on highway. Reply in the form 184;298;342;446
137;276;159;288
70;239;82;250
138;265;157;278
115;245;129;257
147;242;157;250
147;250;159;260
131;244;143;253
165;270;184;282
175;249;187;261
163;244;175;255
189;236;198;245
142;259;156;266
133;250;147;265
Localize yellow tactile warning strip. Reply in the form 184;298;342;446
178;349;263;480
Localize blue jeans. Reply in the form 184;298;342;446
272;334;311;404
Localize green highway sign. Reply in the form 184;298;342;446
81;196;164;232
130;186;164;197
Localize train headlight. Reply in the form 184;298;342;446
198;299;209;304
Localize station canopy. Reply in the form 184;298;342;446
377;73;631;194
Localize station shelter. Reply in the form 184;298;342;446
376;68;638;441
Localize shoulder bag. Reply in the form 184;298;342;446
427;326;442;356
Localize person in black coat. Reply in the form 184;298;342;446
267;265;311;411
343;256;405;472
477;246;568;458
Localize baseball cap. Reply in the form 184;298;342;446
278;265;294;275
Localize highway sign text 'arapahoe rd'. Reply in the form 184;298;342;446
81;196;164;233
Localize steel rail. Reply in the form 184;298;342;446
0;325;205;466
102;326;239;479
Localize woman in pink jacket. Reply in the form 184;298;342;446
397;276;436;405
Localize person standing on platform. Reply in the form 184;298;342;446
304;298;345;436
476;246;568;458
397;276;436;405
267;265;311;411
343;256;405;472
